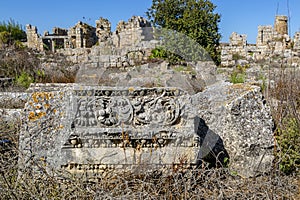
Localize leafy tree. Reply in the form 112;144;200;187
0;19;27;46
146;0;221;65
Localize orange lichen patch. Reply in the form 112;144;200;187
35;105;41;109
44;103;50;109
28;111;46;121
28;112;36;120
32;92;54;103
53;109;57;114
128;87;135;92
38;111;46;118
58;125;64;129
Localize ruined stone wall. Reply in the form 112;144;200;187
52;27;68;36
26;24;43;51
294;32;300;52
68;21;97;48
96;17;111;43
112;16;153;48
274;15;288;35
256;25;275;47
26;15;154;54
54;16;157;68
230;32;247;46
221;32;252;67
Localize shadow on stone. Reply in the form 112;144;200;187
194;116;229;168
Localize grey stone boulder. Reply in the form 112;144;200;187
191;80;274;177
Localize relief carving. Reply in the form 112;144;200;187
60;88;198;174
73;88;182;128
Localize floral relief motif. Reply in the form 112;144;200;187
73;88;181;128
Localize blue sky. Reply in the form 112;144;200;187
0;0;299;44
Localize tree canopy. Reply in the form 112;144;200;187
146;0;221;64
0;19;27;46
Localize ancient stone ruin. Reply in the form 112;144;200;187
26;16;153;53
221;15;300;67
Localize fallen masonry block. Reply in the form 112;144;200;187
19;84;207;178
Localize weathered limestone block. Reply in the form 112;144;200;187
19;84;202;178
191;81;274;177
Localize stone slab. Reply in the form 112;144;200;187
19;84;199;177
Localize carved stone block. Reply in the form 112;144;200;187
19;84;199;177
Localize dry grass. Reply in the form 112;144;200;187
266;66;300;175
0;47;78;92
0;116;299;199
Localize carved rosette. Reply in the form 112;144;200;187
94;97;133;126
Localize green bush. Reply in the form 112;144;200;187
149;47;167;59
229;64;248;84
0;19;27;45
232;53;245;61
149;47;182;65
173;65;196;75
229;71;245;84
0;31;9;44
15;71;34;88
0;19;26;46
276;117;300;174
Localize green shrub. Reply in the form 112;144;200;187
276;117;300;174
229;64;248;84
149;47;167;59
232;53;245;61
258;73;267;92
0;19;26;46
0;31;9;44
229;71;245;84
173;65;196;75
15;71;34;88
149;47;183;65
14;40;26;49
